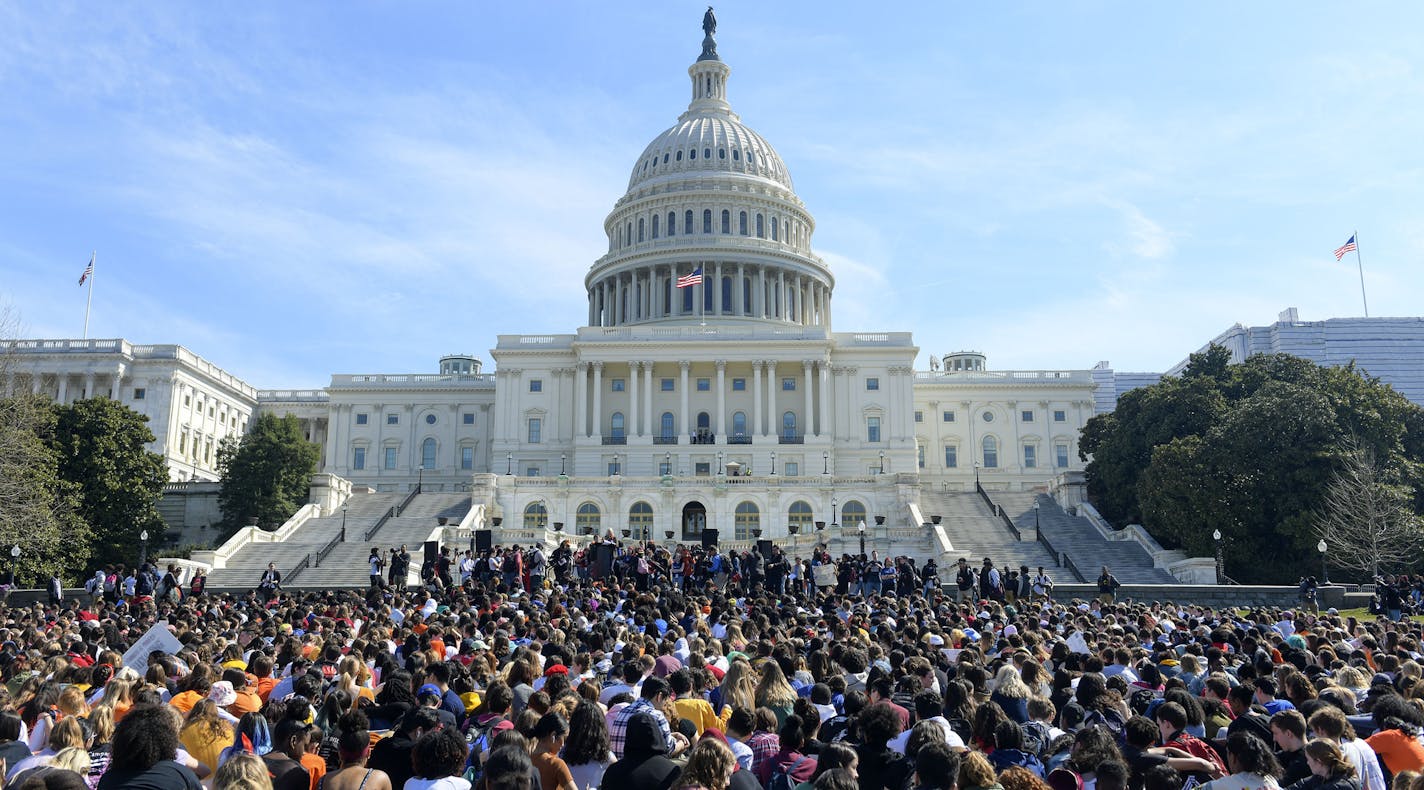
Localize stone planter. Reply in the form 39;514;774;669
491;517;503;527
931;515;942;525
874;515;886;526
437;516;449;526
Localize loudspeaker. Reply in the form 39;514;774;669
701;529;719;548
757;539;774;560
423;541;439;564
592;543;615;578
475;531;492;552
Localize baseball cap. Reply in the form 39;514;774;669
417;683;442;699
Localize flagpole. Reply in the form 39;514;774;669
1353;229;1369;318
83;251;95;339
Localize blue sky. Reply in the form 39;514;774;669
3;3;1422;389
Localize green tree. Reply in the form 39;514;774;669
0;393;89;582
217;414;319;539
51;398;169;567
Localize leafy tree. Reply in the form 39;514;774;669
1312;436;1423;579
216;414;319;539
0;393;88;583
51;398;168;567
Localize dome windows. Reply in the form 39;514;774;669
718;148;726;159
703;209;712;233
666;211;676;237
663;153;669;164
738;211;748;236
721;210;730;234
704;147;712;159
690;148;697;160
732;149;740;161
676;150;682;161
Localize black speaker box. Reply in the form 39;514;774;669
423;540;439;563
757;539;774;559
701;528;719;548
475;531;492;552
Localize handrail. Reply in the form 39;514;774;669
1061;552;1086;583
314;529;343;567
364;489;421;541
977;483;1021;541
287;553;313;584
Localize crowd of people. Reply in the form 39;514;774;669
0;535;1422;790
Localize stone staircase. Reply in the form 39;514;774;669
992;492;1178;584
916;490;1060;574
204;492;472;589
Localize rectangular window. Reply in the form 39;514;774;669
659;461;672;476
462;413;475;425
1056;443;1071;468
918;445;926;469
914;411;923;423
1054;410;1067;422
133;388;146;400
461;447;474;470
384;447;397;469
867;416;881;443
731;378;746;391
696;378;710;392
356;413;369;425
529;379;542;392
386;413;399;425
526;467;541;477
1021;410;1034;422
611;379;625;392
945;446;958;468
183;395;191;407
527;418;542;444
661;378;675;392
943;411;955;422
695;462;711;476
353;447;366;470
1024;444;1037;468
866;378;879;391
784;461;799;477
782;378;796;391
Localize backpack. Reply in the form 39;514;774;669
769;755;813;790
136;573;154;596
103;574;117;593
1021;720;1052;758
502;554;518;573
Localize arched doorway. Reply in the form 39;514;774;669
682;501;707;542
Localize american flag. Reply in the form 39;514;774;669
676;267;703;288
78;254;94;286
1333;235;1357;261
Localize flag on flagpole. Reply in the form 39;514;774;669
1333;235;1357;261
676;267;704;288
78;253;95;286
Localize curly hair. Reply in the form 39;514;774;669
678;738;736;790
958;751;998;789
857;702;902;747
110;704;179;772
414;725;468;779
1225;731;1283;778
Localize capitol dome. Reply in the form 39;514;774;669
586;15;832;331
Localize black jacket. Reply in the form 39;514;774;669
602;713;681;790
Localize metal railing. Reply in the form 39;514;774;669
314;529;343;567
778;434;805;444
364;488;422;541
976;483;1021;540
287;554;313;584
602;436;628;445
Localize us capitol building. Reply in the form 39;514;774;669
0;20;1133;546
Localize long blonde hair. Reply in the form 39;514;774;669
754;662;796;709
992;665;1032;700
213;751;273;790
678;738;736;790
717;660;757;713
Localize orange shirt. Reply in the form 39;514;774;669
1366;729;1424;774
228;689;263;716
300;752;327;790
169;689;204;714
256;677;278;702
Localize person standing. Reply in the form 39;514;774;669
368;549;385;589
258;563;281;597
1097;566;1121;605
47;572;63;606
529;544;548;592
955;558;975;603
1032;567;1054;601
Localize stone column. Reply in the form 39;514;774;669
615;275;624;325
752;361;764;438
56;375;68;405
758;267;767;318
715;360;726;438
325;404;343;472
679;361;691;438
818;361;830;438
629;361;641;437
83;372;95;399
574;363;587;437
643;361;654;439
802;360;813;439
765;361;778;437
714;263;723;315
591;363;603;439
777;271;786;320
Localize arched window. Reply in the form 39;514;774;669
660;412;675;441
703;209;712;233
637;217;645;242
523;501;547;529
676;150;683;161
983;436;999;468
841;500;868;529
721;276;733;313
576;503;601;536
732;411;747;438
756;213;765;238
421;437;437;470
734;501;759;540
685;210;694;235
771;216;779;241
651;213;659;239
690;147;698;160
666;211;676;237
696;412;711;439
625;222;632;248
743;277;752;313
721;210;731;234
739;211;748;235
629;501;654;541
703;279;714;311
682;283;694;312
611;412;625;440
788;500;813;533
782;411;797;440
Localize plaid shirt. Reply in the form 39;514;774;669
608;698;674;759
746;730;781;782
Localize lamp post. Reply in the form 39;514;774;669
822;450;829;475
770;451;777;475
341;502;348;542
665;452;672;476
1212;529;1223;584
717;451;723;475
858;520;866;556
830;497;839;529
1318;539;1329;584
139;530;150;567
506;453;513;475
8;545;18;585
974;461;981;486
1033;500;1040;531
560;454;566;475
879;450;886;475
416;465;424;494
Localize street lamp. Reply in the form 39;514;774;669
665;452;672;477
416;465;424;493
341;502;348;542
717;451;724;475
560;454;566;475
830;497;839;529
1212;529;1223;585
858;520;866;556
506;453;513;475
822;450;829;475
879;450;886;475
8;545;18;585
1033;500;1040;531
1318;539;1330;584
770;451;777;475
974;461;981;486
140;530;150;567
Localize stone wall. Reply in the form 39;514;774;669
1048;583;1348;609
